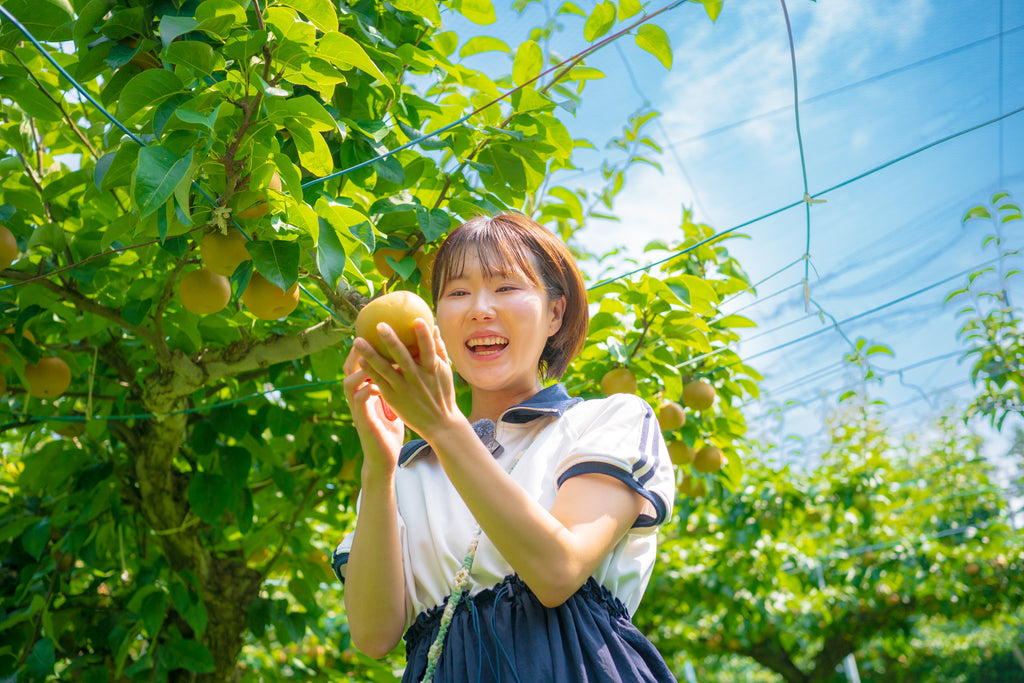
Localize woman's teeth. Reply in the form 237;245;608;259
467;336;508;355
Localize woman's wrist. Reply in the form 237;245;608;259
359;458;397;489
423;413;479;459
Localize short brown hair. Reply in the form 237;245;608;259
430;213;588;380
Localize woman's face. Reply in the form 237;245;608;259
436;251;564;398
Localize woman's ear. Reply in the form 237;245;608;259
547;295;566;337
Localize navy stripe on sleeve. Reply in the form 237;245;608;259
632;403;660;487
332;549;349;583
557;462;668;528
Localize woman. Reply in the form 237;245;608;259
333;213;676;681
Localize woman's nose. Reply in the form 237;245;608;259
469;292;495;320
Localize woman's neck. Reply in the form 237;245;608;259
468;382;543;423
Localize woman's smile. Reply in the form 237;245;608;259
437;253;564;403
465;333;510;357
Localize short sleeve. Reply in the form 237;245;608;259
331;488;361;582
331;530;353;582
554;394;675;528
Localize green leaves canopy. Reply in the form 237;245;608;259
0;0;746;681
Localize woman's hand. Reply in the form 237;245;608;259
342;345;406;472
352;318;461;441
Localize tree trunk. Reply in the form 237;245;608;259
746;639;809;683
129;317;353;675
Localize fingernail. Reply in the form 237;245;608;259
377;323;390;336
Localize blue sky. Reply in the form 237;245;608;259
455;0;1024;470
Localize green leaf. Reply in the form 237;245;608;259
0;79;63;121
285;124;334;176
246;239;301;292
276;0;338;32
99;142;140;192
386;255;418;280
175;105;222;135
26;637;56;678
417;208;451;242
187;472;231;523
477;147;527;193
583;1;616;42
315;216;347;287
433;31;458;56
963;206;991;224
455;0;497;25
318;32;395;98
133;146;194;218
268;95;337;132
139;591;168;638
564;65;605;82
720;449;742;492
22;517;50;559
636;24;672;69
195;0;246;25
1;0;73;42
460;36;511;57
163;40;225;76
160;636;215;673
158;15;199;49
715;314;756;328
317;199;374;253
618;0;641;21
116;69;185;122
557;1;587;16
510;85;553;112
512;40;544;87
700;0;723;21
223;28;269;62
220;446;252;489
671;274;718;312
393;0;442;26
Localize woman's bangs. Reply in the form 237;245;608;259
436;223;540;291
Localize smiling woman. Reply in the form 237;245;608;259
334;213;676;682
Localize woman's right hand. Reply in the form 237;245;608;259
342;344;405;473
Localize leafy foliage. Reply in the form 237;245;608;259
947;191;1024;429
0;0;746;680
637;392;1024;683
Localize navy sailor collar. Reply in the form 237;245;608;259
397;383;582;467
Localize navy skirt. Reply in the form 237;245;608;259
402;575;676;682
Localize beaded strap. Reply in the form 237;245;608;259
422;426;524;682
422;534;479;682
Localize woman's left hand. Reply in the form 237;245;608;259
353;318;461;440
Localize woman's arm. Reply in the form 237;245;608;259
340;347;408;657
355;322;645;608
430;419;644;607
343;467;407;657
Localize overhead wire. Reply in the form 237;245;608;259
0;3;1019;434
661;22;1024;151
586;103;1024;291
0;0;696;425
0;5;341;319
699;248;1022;376
611;41;713;223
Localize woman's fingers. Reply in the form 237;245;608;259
412;318;437;367
343;343;365;376
432;325;449;364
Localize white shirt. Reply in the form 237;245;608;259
333;384;675;628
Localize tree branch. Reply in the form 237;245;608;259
746;635;808;683
2;270;161;347
200;316;351;386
